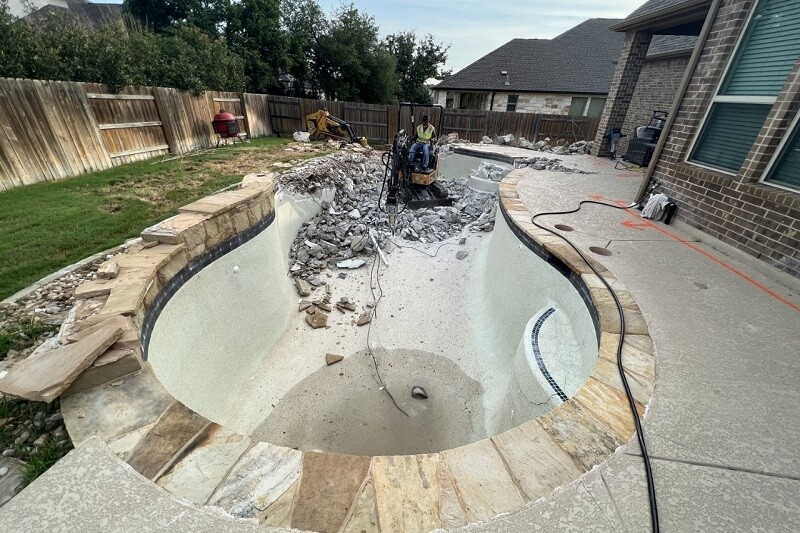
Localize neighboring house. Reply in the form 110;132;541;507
596;0;800;278
13;0;123;26
6;0;67;18
431;19;627;117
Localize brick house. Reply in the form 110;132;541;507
595;0;800;278
431;19;626;117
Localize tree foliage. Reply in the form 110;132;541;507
313;4;396;103
385;31;450;103
0;2;244;92
0;0;450;103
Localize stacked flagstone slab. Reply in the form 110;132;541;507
44;165;656;532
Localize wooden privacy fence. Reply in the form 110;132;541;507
0;77;600;191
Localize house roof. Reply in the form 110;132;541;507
647;34;698;58
611;0;711;32
434;19;625;95
23;0;123;27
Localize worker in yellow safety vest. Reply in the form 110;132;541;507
408;115;436;171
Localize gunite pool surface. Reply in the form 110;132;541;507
146;164;598;457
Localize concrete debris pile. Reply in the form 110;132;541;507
519;137;594;155
514;157;594;174
470;161;510;182
471;133;593;155
278;153;499;294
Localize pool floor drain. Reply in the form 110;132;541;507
589;246;613;256
554;224;574;232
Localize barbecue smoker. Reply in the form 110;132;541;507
212;110;246;146
623;111;668;167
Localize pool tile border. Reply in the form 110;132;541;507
56;161;656;532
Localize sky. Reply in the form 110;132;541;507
317;0;649;73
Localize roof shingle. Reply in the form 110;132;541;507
435;19;625;94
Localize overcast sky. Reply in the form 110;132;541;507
318;0;648;73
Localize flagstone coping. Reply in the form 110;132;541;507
54;166;655;532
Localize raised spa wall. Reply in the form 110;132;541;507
58;153;656;531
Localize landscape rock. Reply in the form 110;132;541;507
456;251;468;260
97;262;119;280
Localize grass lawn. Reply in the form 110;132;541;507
0;137;327;300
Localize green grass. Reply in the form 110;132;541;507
0;316;59;360
0;137;325;300
0;395;71;486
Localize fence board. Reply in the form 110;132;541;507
242;93;271;137
0;75;602;191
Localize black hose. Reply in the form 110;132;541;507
530;200;660;533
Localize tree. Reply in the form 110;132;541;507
124;0;230;36
385;31;449;103
225;0;287;93
281;0;324;96
314;4;397;103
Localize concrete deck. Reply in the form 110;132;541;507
461;151;800;532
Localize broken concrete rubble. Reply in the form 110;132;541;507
305;312;328;329
279;152;501;295
325;353;344;366
356;312;372;327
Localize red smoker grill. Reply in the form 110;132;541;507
212;110;247;146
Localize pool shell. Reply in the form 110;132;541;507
60;152;656;532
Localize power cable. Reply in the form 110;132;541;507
364;244;409;417
530;200;660;533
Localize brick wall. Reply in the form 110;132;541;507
649;0;800;278
618;55;689;155
593;30;653;156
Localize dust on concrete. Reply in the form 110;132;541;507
251;348;486;456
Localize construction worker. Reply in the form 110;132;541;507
408;115;436;171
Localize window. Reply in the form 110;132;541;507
506;95;519;112
586;97;606;118
689;0;800;174
569;97;587;116
765;117;800;190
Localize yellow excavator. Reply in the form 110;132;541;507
306;109;368;146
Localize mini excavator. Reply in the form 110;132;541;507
383;103;452;231
306;109;369;146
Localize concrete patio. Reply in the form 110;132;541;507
1;147;798;532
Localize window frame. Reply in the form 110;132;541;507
684;1;776;176
760;109;800;193
506;94;519;112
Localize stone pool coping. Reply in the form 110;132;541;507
49;158;655;532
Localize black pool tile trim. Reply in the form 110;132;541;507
532;307;569;402
140;210;276;361
500;201;601;343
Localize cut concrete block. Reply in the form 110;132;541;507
0;325;123;403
